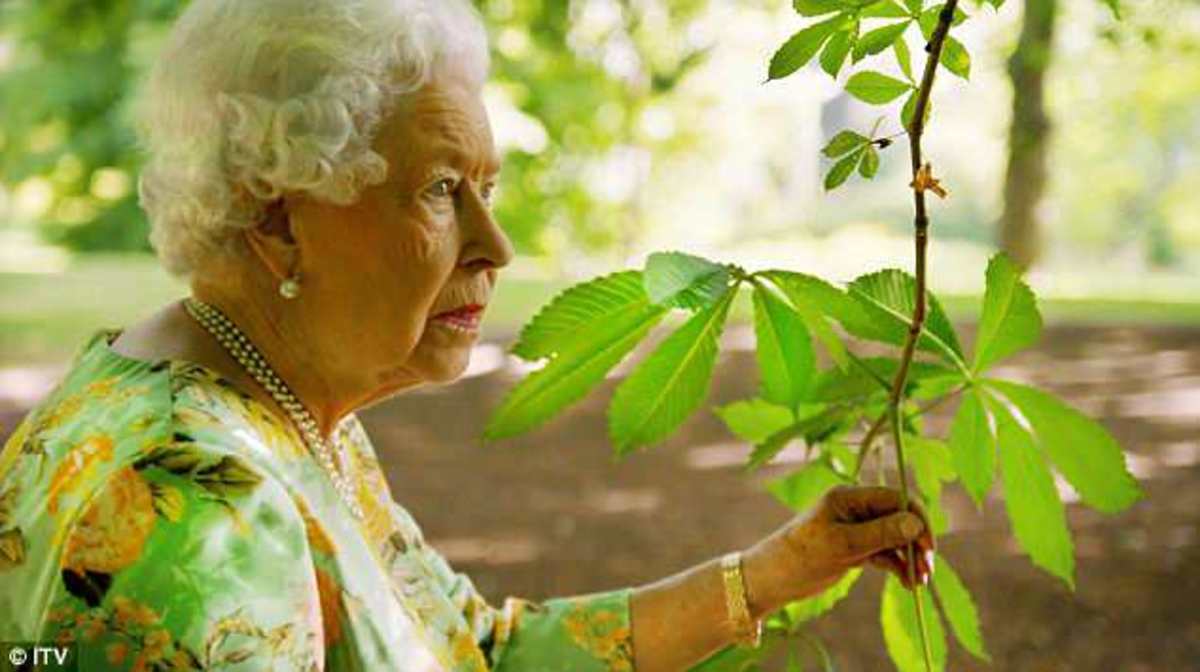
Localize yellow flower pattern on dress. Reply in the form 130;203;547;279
563;597;636;672
46;434;114;515
62;466;157;574
0;327;636;671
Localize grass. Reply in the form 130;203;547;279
2;253;1198;368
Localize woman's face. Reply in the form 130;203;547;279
287;66;513;398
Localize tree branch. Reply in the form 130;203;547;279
885;2;962;670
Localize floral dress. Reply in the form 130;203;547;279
0;328;636;671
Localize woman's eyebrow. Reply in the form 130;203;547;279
425;142;501;178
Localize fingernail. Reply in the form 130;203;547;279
899;513;922;540
925;549;935;575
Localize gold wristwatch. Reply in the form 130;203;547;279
720;551;763;648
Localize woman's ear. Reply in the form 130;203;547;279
242;198;300;282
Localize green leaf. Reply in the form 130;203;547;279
794;0;843;16
948;388;995;508
822;130;869;158
904;0;924;16
1100;0;1121;20
824;148;864;190
987;394;1076;589
894;36;914;81
973;253;1042;373
855;21;911;60
906;434;955;535
845;269;967;369
820;27;855;77
814;358;955;403
760;270;866;368
931;557;990;661
753;281;816;408
845;70;913;104
860;0;912;18
687;642;768;672
715;398;795;444
485;304;668;440
749;407;853;470
609;292;735;454
940;35;971;79
769;17;841;80
881;575;947;672
785;568;863;622
985;381;1143;514
643;251;731;310
766;459;847;511
825;442;861;477
511;270;652;360
858;145;880;178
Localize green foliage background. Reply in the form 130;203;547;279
0;0;717;259
2;0;1197;267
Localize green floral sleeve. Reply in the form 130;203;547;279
41;441;325;671
420;541;636;671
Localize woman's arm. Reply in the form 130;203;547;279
630;485;934;672
629;542;783;672
419;485;931;671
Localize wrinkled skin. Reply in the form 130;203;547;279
746;484;936;608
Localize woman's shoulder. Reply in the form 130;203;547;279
0;327;313;521
2;328;175;473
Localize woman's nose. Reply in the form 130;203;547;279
461;187;514;271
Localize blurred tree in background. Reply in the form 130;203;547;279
0;0;180;253
997;0;1199;269
1048;0;1200;269
0;0;1197;271
998;0;1059;269
0;0;714;263
477;0;715;261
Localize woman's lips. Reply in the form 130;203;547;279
430;305;483;333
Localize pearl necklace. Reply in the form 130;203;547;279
182;297;365;520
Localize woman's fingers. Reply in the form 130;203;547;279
869;551;920;588
868;551;907;586
868;547;930;589
826;486;936;556
827;486;931;528
839;510;928;562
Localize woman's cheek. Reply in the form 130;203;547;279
394;203;457;264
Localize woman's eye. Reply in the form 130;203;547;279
481;182;496;205
429;178;456;198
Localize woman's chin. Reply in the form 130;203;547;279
409;338;473;383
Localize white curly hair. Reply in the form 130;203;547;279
134;0;490;279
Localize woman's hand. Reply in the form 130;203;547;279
743;485;936;616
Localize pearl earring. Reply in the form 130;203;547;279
279;274;301;299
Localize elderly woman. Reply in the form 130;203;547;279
0;1;934;670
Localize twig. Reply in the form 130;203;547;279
887;2;962;671
852;381;965;483
851;410;889;481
